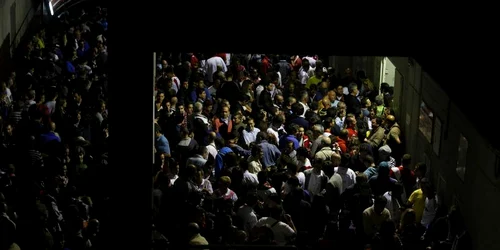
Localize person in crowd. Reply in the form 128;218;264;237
0;20;469;250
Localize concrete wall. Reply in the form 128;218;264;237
0;0;36;54
334;55;500;249
389;56;500;250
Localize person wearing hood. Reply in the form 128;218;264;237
368;161;397;196
378;145;396;169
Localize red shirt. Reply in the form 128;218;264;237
291;56;302;72
261;56;271;74
347;127;358;139
337;138;347;153
190;54;199;68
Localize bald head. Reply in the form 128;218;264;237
208;132;217;142
386;115;396;123
321;136;332;146
187;222;200;237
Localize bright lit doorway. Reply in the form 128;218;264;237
380;57;396;87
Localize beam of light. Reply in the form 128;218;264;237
49;1;54;16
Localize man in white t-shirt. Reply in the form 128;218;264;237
254;206;296;245
421;182;439;228
237;193;259;233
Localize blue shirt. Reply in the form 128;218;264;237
66;61;75;73
215;147;233;178
259;140;281;168
156;135;171;155
40;132;61;145
279;134;299;150
190;87;212;103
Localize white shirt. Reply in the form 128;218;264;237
283;172;305;195
383;191;402;223
302;56;316;68
335;116;345;128
267;127;280;143
255;217;295;246
170;76;180;94
257;187;276;202
334;167;357;194
225;53;231;66
204;56;227;82
45;100;56;114
277;71;283;87
207;142;218;160
306;169;325;197
242;170;259;187
248;160;262;174
298;67;314;85
237;205;258;233
421;195;439;227
3;88;12;103
243;128;260;146
207;85;217;98
299;158;312;170
299;102;309;117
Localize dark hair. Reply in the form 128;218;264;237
374;195;388;205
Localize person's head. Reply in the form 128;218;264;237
401;208;417;226
348;82;358;95
200;145;210;159
187;103;194;114
356;172;369;184
312;158;323;174
203;100;213;114
195;168;204;186
373;195;388;214
193;102;203;114
321;136;331;148
28;89;36;100
269;205;284;220
218;176;231;191
378;161;390;177
232;113;242;124
197;88;206;100
371;117;383;130
5;124;13;136
76;146;85;163
385;114;396;127
73;91;82;103
251;145;264;159
296;147;309;163
246;117;255;131
345;116;357;128
363;154;375;168
187;222;200;238
245;192;259;207
401;154;411;168
176;103;185;114
221;106;230;119
414;162;427;179
378;145;392;162
419;178;434;198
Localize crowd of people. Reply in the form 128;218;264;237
153;53;473;250
0;5;109;250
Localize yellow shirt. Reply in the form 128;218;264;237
36;37;45;49
306;76;322;89
363;206;392;237
408;188;425;223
